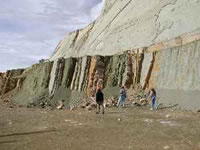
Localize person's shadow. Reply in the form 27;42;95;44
105;111;125;115
157;104;178;110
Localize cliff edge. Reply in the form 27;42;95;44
50;0;200;59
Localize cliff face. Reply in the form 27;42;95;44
141;39;200;110
0;0;200;110
50;0;200;60
0;69;24;95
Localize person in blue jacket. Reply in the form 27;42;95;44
149;88;156;110
117;86;126;107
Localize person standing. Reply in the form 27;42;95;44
96;88;104;114
117;86;126;107
149;88;156;110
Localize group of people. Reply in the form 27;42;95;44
95;85;157;114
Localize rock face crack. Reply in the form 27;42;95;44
142;52;156;90
102;0;118;15
153;0;178;42
89;0;132;47
67;21;96;56
70;30;80;48
85;22;96;39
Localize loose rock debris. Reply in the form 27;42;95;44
163;145;170;149
56;100;64;110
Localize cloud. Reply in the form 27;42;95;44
90;0;104;20
0;0;103;72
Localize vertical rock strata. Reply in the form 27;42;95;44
0;69;24;95
0;0;200;110
0;37;200;110
0;38;200;110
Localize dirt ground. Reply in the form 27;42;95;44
0;103;200;150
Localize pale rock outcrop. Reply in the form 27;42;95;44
47;0;200;110
50;0;200;60
1;0;200;110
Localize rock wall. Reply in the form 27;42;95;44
0;38;200;110
0;0;200;110
0;69;24;95
50;0;200;60
11;62;52;106
147;40;200;110
0;52;139;107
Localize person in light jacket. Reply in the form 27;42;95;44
117;86;126;107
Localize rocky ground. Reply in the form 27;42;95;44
0;98;200;150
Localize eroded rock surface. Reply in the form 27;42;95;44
0;0;200;110
50;0;200;59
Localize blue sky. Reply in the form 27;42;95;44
0;0;103;72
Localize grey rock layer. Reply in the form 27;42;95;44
1;0;200;111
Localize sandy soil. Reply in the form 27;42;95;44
0;104;200;150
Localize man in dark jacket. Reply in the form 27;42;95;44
96;88;104;114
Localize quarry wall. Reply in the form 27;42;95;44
0;0;200;110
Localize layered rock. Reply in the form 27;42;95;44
50;0;200;60
0;69;24;95
0;0;200;110
141;39;200;110
0;39;200;110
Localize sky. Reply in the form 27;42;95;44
0;0;104;72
